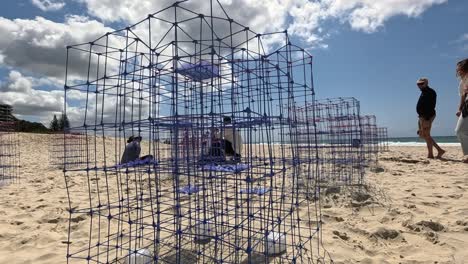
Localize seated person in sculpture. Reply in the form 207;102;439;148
121;135;153;164
209;116;243;159
201;131;211;155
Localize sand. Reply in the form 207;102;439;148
321;146;468;264
0;133;467;264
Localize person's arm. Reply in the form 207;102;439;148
430;90;437;117
457;92;467;117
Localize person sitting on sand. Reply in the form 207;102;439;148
121;135;153;164
221;116;243;158
455;58;468;163
210;116;243;159
201;131;210;155
416;77;445;159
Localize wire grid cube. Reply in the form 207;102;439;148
359;115;379;164
63;2;330;263
0;107;20;186
377;127;389;152
295;97;365;186
49;132;90;170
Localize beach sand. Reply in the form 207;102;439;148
0;133;467;264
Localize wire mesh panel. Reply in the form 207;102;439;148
49;132;90;170
0;105;20;186
377;127;389;152
360;115;379;164
63;1;331;263
296;97;365;187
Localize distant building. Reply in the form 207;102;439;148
0;104;15;122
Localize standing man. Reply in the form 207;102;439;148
416;77;445;159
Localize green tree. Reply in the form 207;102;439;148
58;113;70;131
50;115;59;131
63;114;70;130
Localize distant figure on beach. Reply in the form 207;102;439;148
416;78;445;159
121;135;154;164
121;135;142;163
455;58;468;163
201;131;210;155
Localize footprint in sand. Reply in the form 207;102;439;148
45;218;61;224
34;204;48;210
448;194;463;199
371;227;401;240
421;201;440;207
455;220;468;231
405;220;445;244
416;220;445;231
332;230;349;241
424;231;440;243
10;220;24;226
70;215;87;223
404;203;416;209
335;216;345;222
37;253;60;261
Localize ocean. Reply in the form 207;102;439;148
388;136;460;146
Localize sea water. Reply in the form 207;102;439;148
388;136;460;146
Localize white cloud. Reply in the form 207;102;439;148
0;72;112;130
288;0;329;47
457;33;468;44
0;0;447;83
0;15;114;80
457;33;468;51
31;0;65;12
0;0;448;125
0;71;64;123
321;0;447;33
77;0;447;47
450;33;468;52
461;33;468;41
79;0;296;47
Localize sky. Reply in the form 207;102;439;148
0;0;467;137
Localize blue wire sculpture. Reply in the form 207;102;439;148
62;1;332;263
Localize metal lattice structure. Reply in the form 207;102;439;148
49;132;90;170
377;127;389;152
296;97;365;186
360;115;379;164
0;104;20;186
63;1;331;263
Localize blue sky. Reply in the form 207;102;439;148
308;1;467;137
0;0;467;137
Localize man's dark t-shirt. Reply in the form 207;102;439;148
417;87;437;120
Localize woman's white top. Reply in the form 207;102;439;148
460;75;468;97
223;128;243;155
